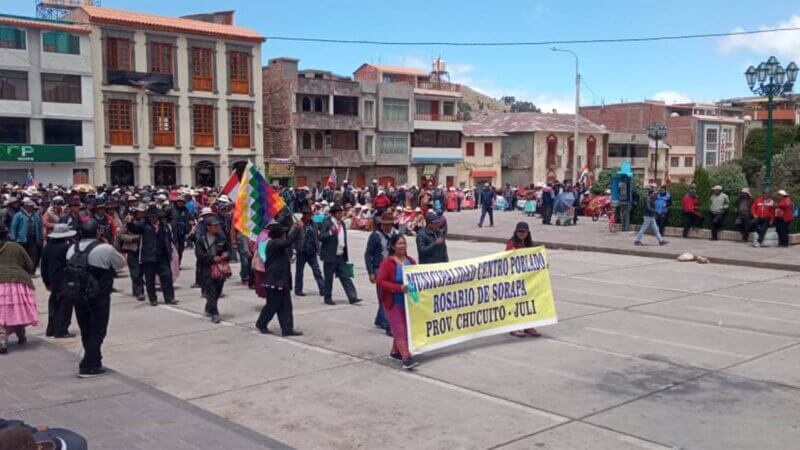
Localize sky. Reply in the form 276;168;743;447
9;0;800;112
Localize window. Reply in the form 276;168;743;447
546;135;557;166
301;96;311;112
466;142;475;157
364;100;374;124
333;96;358;116
484;142;493;157
0;70;28;100
670;156;680;167
443;101;455;116
149;42;173;74
230;107;251;148
383;74;398;83
314;132;323;149
331;131;357;150
193;104;214;147
151;102;175;147
0;27;25;50
301;131;311;150
586;136;597;169
41;74;81;103
607;144;648;158
416;100;432;115
685;157;694;167
44;119;82;145
379;133;408;154
105;37;132;71
382;98;409;121
229;51;250;94
365;135;374;156
0;117;28;143
704;151;717;167
314;97;325;113
705;127;718;151
108;99;133;145
72;169;89;185
412;130;436;147
191;47;212;91
567;136;574;168
42;31;79;54
438;131;460;147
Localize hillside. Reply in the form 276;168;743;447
460;85;510;120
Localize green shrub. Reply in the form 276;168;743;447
708;162;748;196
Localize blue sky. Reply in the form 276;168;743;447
9;0;800;112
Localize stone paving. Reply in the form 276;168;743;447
445;208;799;271
4;229;800;449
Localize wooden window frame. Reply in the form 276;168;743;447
105;37;132;71
41;73;81;103
230;106;251;148
191;47;213;91
465;142;475;157
149;42;173;75
546;135;557;167
192;104;215;147
484;142;493;157
108;99;133;145
151;101;175;147
229;51;250;94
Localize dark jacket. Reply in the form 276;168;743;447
737;195;753;216
479;188;495;209
40;238;71;290
195;232;230;281
264;227;300;289
416;227;448;264
364;229;395;276
318;217;348;263
643;194;657;217
295;221;320;256
127;220;174;263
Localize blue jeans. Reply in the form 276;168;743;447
636;216;664;243
237;236;251;281
479;207;494;226
374;286;390;330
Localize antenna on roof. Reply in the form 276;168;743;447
36;0;99;20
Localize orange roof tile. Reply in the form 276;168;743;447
370;64;428;76
75;5;264;42
0;15;90;34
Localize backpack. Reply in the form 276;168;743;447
61;242;101;306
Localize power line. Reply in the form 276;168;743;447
266;26;800;47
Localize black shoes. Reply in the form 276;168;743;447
165;299;180;305
295;292;307;297
323;299;335;305
136;295;146;301
389;352;402;361
150;300;158;306
349;298;363;305
78;367;108;378
402;357;419;370
282;330;303;337
257;327;272;334
54;333;77;339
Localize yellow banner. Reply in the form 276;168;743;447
403;247;557;354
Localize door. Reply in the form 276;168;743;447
153;161;177;186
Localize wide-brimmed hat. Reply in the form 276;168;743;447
376;211;394;224
217;194;231;204
204;216;221;226
329;204;343;214
741;188;751;194
52;195;65;205
777;189;789;196
48;223;77;239
198;207;214;218
144;205;160;217
22;197;35;206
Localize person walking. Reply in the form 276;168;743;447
319;204;361;305
171;195;193;265
0;223;38;355
541;185;555;225
127;206;177;306
365;211;397;335
635;187;668;246
505;222;541;338
66;220;126;377
775;190;795;247
736;188;753;242
681;189;701;238
117;205;145;301
10;198;43;275
256;221;304;336
40;224;77;338
709;185;730;241
417;211;449;264
294;207;325;297
195;216;230;323
477;183;496;228
655;186;672;235
377;234;418;370
750;193;776;248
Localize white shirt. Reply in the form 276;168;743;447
331;216;346;256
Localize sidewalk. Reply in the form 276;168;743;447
0;338;290;450
445;209;800;272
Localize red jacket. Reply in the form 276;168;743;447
376;255;416;310
374;194;391;209
776;197;795;222
751;195;776;223
682;194;699;214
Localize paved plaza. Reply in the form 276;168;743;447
3;217;800;449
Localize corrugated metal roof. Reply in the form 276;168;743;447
463;122;507;137
466;112;607;135
0;14;90;34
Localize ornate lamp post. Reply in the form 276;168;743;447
647;122;668;185
745;56;798;193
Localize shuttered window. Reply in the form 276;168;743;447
108;99;133;145
105;37;132;71
149;42;173;74
151;102;175;147
231;107;250;148
192;47;213;91
193;104;214;147
229;51;249;94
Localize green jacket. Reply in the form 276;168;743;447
0;240;34;288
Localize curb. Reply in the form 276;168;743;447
446;233;800;273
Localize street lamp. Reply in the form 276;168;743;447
745;56;797;193
647;123;668;185
552;47;580;182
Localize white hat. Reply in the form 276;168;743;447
741;188;751;194
217;194;231;204
712;185;722;191
22;197;35;206
198;207;214;217
48;223;76;239
777;190;788;196
372;179;378;183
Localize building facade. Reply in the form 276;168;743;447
0;14;95;185
459;122;504;188
719;95;798;128
67;6;264;186
464;112;608;187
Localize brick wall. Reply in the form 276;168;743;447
262;59;297;158
580;103;667;134
354;65;379;82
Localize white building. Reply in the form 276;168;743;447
0;14;96;186
67;6;265;186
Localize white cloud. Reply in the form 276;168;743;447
719;15;800;63
652;91;693;104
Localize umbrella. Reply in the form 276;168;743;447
554;191;576;214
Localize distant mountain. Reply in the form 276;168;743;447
460;85;510;120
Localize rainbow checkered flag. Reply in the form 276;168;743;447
233;161;287;239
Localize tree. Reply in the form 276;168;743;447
707;162;748;196
459;102;473;121
694;167;712;211
756;143;800;196
498;96;541;113
741;125;799;185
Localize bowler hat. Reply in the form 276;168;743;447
48;223;77;239
143;205;160;217
377;211;395;224
329;204;343;214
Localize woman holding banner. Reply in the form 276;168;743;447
505;222;542;338
377;234;418;370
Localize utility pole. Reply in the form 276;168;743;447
552;47;580;182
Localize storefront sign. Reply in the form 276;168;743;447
0;144;75;163
267;158;295;178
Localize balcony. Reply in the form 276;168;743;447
416;80;461;92
414;113;461;122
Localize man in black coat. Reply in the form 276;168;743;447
256;222;304;336
41;223;77;338
416;211;449;264
318;204;361;305
126;206;176;306
294;208;325;297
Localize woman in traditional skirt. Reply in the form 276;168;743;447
0;223;38;354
